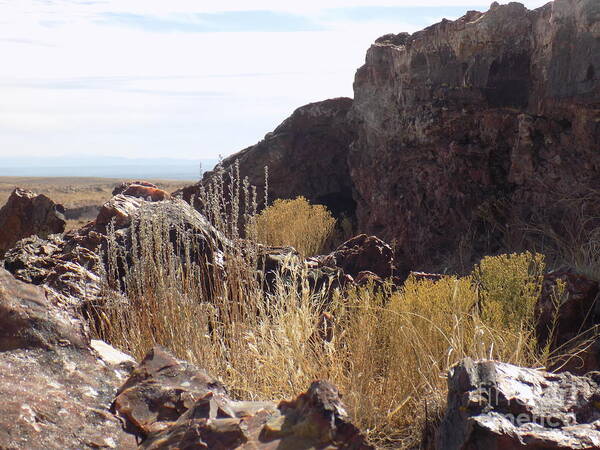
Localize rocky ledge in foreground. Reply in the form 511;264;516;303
437;358;600;449
0;264;371;449
2;181;395;310
113;346;373;449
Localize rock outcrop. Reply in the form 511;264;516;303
114;346;373;449
0;266;370;449
0;188;66;258
0;267;137;449
437;358;600;449
536;268;600;374
350;0;600;272
3;185;226;309
177;97;356;217
182;0;600;274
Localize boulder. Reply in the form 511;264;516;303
319;234;394;279
0;188;65;258
112;180;159;196
436;358;600;449
0;268;136;449
536;268;600;374
115;346;373;449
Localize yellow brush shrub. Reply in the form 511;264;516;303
472;252;545;331
248;196;336;257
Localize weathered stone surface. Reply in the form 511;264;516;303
350;0;600;273
113;346;228;437
0;188;65;258
115;346;373;449
319;234;394;279
0;268;136;449
436;358;600;449
4;188;226;309
177;97;356;217
96;194;144;230
4;233;104;309
536;268;600;374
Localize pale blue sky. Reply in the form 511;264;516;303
0;0;549;160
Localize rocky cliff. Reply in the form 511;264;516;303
186;0;600;274
350;0;600;272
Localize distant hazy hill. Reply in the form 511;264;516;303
1;156;218;181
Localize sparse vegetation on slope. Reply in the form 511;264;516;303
90;191;563;447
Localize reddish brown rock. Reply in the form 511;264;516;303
115;346;373;449
122;184;170;202
350;0;600;273
112;180;158;196
0;188;65;258
113;346;228;437
0;268;136;449
319;234;394;279
536;268;600;374
177;97;356;217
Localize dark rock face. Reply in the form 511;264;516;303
436;358;600;449
180;0;600;274
0;188;66;258
318;234;394;279
0;268;136;449
536;269;600;374
350;0;600;272
115;346;373;449
177;97;356;217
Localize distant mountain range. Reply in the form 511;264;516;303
0;156;218;180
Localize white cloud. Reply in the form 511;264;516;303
2;0;551;15
0;0;553;159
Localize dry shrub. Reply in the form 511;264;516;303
248;196;336;257
473;252;544;331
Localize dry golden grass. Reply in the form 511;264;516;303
90;196;554;448
84;164;579;447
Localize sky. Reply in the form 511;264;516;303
0;0;549;161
